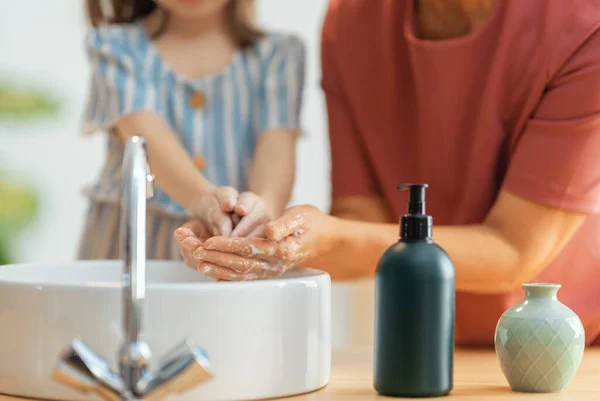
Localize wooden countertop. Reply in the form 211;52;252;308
1;347;599;400
291;346;600;400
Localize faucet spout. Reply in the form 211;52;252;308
119;136;154;393
53;136;212;401
120;136;154;344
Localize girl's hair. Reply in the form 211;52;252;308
86;0;264;47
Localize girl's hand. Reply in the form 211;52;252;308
189;186;239;236
230;192;272;238
178;205;335;281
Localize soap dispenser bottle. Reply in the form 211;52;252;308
374;184;455;397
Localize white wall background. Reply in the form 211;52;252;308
0;0;374;348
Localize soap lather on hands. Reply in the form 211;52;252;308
189;186;271;238
175;206;324;281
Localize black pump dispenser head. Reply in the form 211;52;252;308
398;183;432;240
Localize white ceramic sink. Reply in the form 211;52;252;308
0;260;331;401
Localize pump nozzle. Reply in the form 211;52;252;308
397;184;428;215
397;183;432;240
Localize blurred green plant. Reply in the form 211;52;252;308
0;177;38;265
0;81;60;119
0;81;60;264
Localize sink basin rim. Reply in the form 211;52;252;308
0;260;329;290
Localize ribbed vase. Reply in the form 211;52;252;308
494;283;585;393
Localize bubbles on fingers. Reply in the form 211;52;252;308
182;236;202;253
242;244;266;257
261;261;286;273
174;227;193;242
251;260;290;279
198;262;246;281
180;248;197;269
265;212;306;241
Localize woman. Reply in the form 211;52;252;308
175;0;600;345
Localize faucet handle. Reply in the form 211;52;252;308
53;339;125;401
119;340;153;397
136;338;213;401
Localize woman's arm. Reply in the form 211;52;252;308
330;196;391;222
185;190;586;288
324;190;586;291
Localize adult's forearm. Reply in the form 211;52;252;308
433;225;520;293
309;217;521;293
306;217;398;281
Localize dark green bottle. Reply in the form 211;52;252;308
374;184;455;397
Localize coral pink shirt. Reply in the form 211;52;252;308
322;0;600;345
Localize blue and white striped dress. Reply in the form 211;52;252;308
77;22;305;260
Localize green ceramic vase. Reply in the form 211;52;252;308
494;283;585;393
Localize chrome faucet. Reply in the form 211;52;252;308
53;136;213;401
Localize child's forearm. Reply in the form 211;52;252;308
248;130;297;218
115;112;214;210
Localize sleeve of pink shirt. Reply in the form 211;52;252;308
504;30;600;214
321;5;379;200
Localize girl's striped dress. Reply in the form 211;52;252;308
77;21;305;260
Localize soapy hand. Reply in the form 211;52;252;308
175;205;333;281
189;186;239;236
190;187;270;237
173;219;214;269
230;191;271;238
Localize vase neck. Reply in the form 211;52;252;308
522;283;560;300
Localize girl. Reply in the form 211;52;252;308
78;0;305;260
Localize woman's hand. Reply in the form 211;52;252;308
173;219;214;270
175;205;335;281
